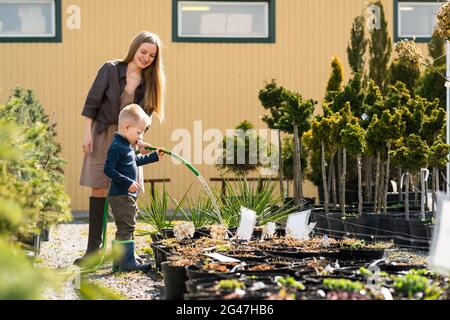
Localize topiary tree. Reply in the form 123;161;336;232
340;121;366;216
325;56;345;102
428;138;450;214
368;1;392;93
279;89;316;205
347;14;368;75
217;120;267;177
281;135;308;198
390;134;429;219
258;80;287;195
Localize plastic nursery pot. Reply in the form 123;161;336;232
377;215;397;242
185;275;223;294
342;217;358;238
327;213;345;239
337;248;385;261
310;211;329;236
161;261;189;300
162;228;175;239
150;233;163;242
193;228;211;239
393;217;412;248
355;214;380;242
224;250;268;263
408;219;429;250
150;243;171;271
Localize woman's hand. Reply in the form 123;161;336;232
82;132;93;154
136;139;154;155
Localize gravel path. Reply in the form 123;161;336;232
37;220;165;300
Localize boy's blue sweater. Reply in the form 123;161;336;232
104;133;159;197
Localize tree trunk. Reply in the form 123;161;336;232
432;167;436;216
278;130;284;197
368;157;373;203
399;167;403;202
378;159;385;214
338;147;342;208
365;157;371;202
286;179;290;198
421;169;426;221
374;152;380;214
298;138;304;203
405;173;410;220
383;143;391;214
414;173;419;207
293;124;301;205
330;152;337;209
321;141;329;214
357;154;363;216
341;147;347;216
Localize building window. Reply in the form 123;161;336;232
394;0;443;42
172;0;275;43
0;0;61;43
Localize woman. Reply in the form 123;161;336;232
75;31;166;265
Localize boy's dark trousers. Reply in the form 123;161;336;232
108;195;138;240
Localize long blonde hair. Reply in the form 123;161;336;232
122;31;166;122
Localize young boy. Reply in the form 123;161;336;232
104;104;163;272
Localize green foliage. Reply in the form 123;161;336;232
0;88;71;238
217;279;244;290
388;59;421;95
258;79;287;131
276;276;305;291
362;80;384;125
341;122;366;156
329;73;366;118
281;135;308;180
215;178;300;228
139;183;189;234
347;14;368;75
279;89;316;135
390;134;429;172
416;64;446;108
368;1;392;92
179;191;216;228
217;120;269;176
393;273;443;300
428;139;450;169
325;57;345;102
323;278;363;292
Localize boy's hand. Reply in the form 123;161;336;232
136;140;154;155
157;148;164;158
128;181;141;193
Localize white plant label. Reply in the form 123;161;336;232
236;207;257;241
173;222;195;240
261;222;276;240
203;253;240;263
286;209;313;240
428;192;450;276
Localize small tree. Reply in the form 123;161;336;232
258;80;287;195
279;90;316;205
428;139;450;214
341;122;366;216
217;120;266;177
390;134;429;219
347;14;368;75
325;56;345;102
368;1;392;93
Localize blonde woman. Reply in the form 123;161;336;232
76;31;166;265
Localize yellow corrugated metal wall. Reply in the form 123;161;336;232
0;0;430;211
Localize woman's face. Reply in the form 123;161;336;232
134;43;158;70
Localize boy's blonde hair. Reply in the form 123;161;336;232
118;104;151;128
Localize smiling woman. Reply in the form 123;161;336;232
75;31;167;267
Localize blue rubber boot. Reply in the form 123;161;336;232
112;240;151;272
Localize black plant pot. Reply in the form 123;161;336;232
150;233;163;242
377;214;397;242
162;228;175;239
311;211;328;236
40;228;50;242
408;219;429;250
342;217;358;237
327;213;344;239
356;214;380;242
393;218;411;248
161;262;189;300
151;243;170;271
193;228;211;239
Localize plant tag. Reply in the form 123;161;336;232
428;192;450;276
286;209;312;240
236;207;257;241
261;222;276;240
173;222;195;240
203;253;241;263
